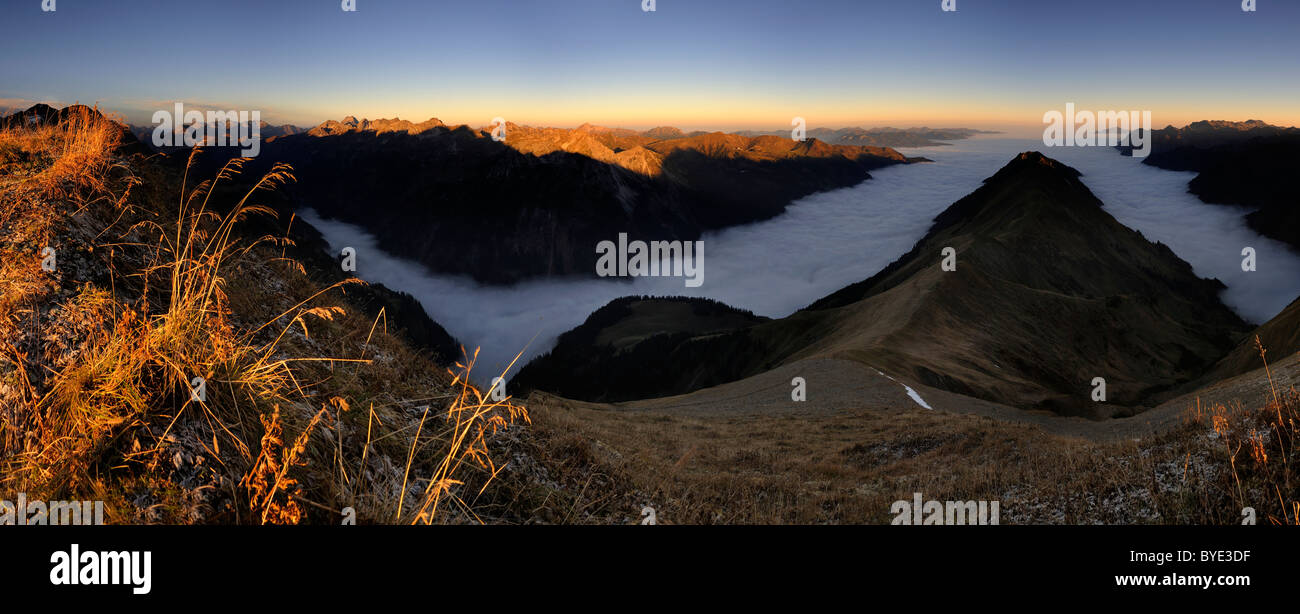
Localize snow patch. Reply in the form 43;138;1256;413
873;369;933;410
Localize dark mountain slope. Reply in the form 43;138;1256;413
512;297;770;401
1198;294;1300;385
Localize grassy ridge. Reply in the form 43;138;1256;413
0;108;527;524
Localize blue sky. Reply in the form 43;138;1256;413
2;0;1297;132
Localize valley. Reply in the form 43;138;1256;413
170;118;924;285
304;137;1300;380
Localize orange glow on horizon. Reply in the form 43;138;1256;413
91;96;1300;137
282;98;1300;135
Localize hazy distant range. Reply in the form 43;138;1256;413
128;122;996;150
732;126;1001;147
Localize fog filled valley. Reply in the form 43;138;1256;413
302;136;1300;380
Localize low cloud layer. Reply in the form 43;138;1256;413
301;137;1300;382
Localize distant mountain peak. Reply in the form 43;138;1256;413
1186;119;1274;131
22;103;58;116
642;126;685;140
988;150;1082;180
307;115;446;137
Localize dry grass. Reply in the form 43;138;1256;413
1176;338;1300;524
0;109;528;524
513;349;1299;525
0;106;124;201
511;393;1163;524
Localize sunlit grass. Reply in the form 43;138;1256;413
1184;337;1299;524
0;108;528;524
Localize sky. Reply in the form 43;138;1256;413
2;0;1298;133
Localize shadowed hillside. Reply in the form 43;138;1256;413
1199;295;1300;384
512;296;769;401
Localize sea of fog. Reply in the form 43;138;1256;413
299;137;1300;381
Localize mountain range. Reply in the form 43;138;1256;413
1118;120;1300;250
127;119;303;148
734;126;998;147
171;115;925;284
126;120;992;152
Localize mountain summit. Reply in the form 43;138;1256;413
518;152;1250;418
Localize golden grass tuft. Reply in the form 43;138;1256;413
0;105;124;200
406;348;531;524
1183;337;1299;524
